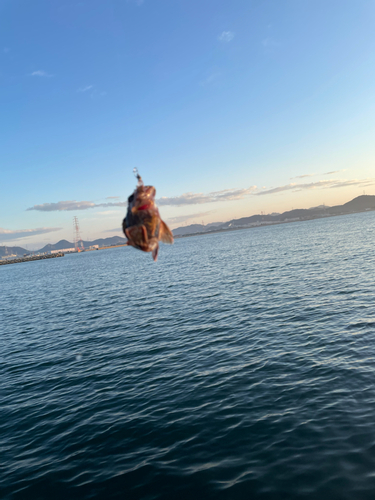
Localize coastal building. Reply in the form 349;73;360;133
50;248;76;254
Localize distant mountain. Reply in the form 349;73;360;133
173;222;226;236
329;195;375;214
37;236;127;253
0;245;28;258
3;196;374;256
87;236;127;248
172;195;375;236
0;236;128;257
173;224;207;236
206;221;224;227
37;240;74;253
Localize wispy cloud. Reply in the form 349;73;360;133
218;31;234;42
103;227;122;233
30;70;53;77
200;72;221;86
291;174;315;179
106;196;120;200
27;200;128;212
290;170;346;180
27;187;256;212
327;179;374;189
262;37;280;55
90;89;107;99
290;174;315;180
0;227;62;243
77;85;93;92
262;37;280;49
27;177;373;213
323;170;346;175
27;200;96;211
157;186;257;206
77;85;107;98
256;178;374;196
166;211;212;225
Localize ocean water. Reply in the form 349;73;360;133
1;211;375;500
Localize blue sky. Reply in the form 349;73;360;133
1;0;375;248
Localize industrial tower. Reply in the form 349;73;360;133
73;216;84;251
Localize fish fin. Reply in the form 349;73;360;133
141;225;148;243
152;244;159;261
159;220;174;244
125;225;148;246
124;228;133;245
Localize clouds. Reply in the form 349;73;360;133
218;31;234;43
28;73;106;99
200;72;221;86
290;174;315;179
324;170;346;175
262;38;280;49
27;187;257;213
27;200;96;211
30;70;53;77
103;227;123;233
26;176;374;214
77;85;107;98
256;178;374;196
77;85;93;92
166;211;212;225
29;76;105;98
157;186;257;206
291;169;346;180
0;227;62;243
156;176;374;205
27;200;127;212
91;90;107;99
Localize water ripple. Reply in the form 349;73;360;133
1;212;375;499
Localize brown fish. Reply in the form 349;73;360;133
122;170;174;261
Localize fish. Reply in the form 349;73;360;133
122;169;174;261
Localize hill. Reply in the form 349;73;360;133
172;195;375;236
3;195;374;256
0;245;28;258
37;240;73;253
1;236;128;257
37;236;126;253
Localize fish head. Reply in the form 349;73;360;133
130;185;156;214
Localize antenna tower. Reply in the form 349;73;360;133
73;216;84;251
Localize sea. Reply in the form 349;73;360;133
1;211;375;500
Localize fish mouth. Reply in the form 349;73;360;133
132;203;151;213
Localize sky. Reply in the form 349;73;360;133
1;0;375;249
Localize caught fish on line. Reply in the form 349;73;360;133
122;169;174;261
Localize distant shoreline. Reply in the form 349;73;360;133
173;209;375;239
1;196;373;258
0;252;64;266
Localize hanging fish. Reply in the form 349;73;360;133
122;169;174;261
